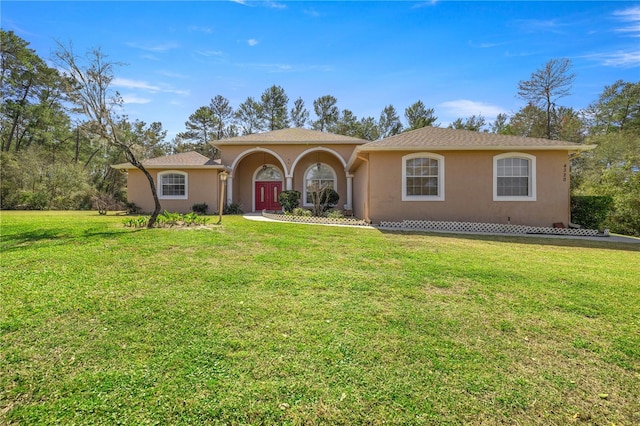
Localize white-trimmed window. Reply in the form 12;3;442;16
158;171;188;199
493;153;536;201
402;153;445;201
304;163;336;205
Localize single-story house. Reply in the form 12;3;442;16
113;127;595;227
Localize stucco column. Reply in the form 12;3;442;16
226;175;233;205
286;175;292;191
345;173;353;211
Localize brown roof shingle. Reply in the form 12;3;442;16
215;128;367;145
112;151;221;169
359;126;593;151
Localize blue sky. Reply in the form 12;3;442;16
3;1;639;139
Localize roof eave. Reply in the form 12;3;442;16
356;144;597;152
111;164;226;170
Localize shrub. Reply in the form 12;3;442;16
325;210;344;219
191;203;208;214
278;190;301;213
223;203;243;215
571;195;614;230
309;187;339;216
292;207;312;217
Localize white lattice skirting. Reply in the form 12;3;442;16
378;220;606;237
262;212;370;227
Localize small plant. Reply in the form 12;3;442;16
160;210;181;227
292;207;312;217
191;203;208;215
325;210;344;219
224;203;243;215
126;202;141;214
278;190;301;213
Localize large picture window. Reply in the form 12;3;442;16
493;153;536;201
304;163;336;204
158;171;188;199
402;153;445;201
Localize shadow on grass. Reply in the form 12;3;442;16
1;227;143;253
377;228;640;253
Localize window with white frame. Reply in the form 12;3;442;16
304;163;336;204
158;171;188;199
402;153;445;201
493;153;536;201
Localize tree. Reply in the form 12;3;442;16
491;113;509;134
1;30;69;153
356;116;380;141
260;85;289;131
290;97;309;128
505;104;548;138
332;109;360;137
448;114;487;132
574;80;640;236
404;100;438;130
235;96;264;135
378;104;403;138
312;95;339;132
209;94;235;140
517;58;575;139
585;80;640;135
177;106;218;158
55;43;162;227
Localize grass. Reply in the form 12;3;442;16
1;211;639;425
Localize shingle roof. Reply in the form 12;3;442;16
359;126;594;151
215;128;367;145
112;151;222;170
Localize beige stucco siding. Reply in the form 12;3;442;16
126;169;219;214
366;150;571;227
220;143;359;212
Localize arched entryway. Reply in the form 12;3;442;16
254;165;283;211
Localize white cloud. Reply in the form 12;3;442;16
613;6;640;37
439;100;507;119
583;51;640;68
121;94;151;105
265;1;286;9
197;50;223;57
112;78;190;96
125;42;179;52
188;25;213;34
248;39;259;46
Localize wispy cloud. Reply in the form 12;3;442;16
188;25;213;34
125;41;179;52
613;6;640;37
121;94;151;105
513;18;568;34
439;100;507;119
247;39;259;46
265;1;286;9
412;1;439;9
304;8;322;18
468;40;508;49
236;62;333;73
582;51;640;68
113;78;190;96
197;50;224;57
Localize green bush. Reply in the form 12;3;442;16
571;195;614;230
292;207;312;217
191;203;208;214
223;203;243;215
278;190;301;213
325;210;344;219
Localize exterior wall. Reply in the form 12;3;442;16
220;143;360;212
367;150;571;227
126;168;219;214
351;155;369;221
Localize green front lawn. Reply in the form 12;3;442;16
1;211;638;424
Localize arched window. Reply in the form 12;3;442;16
402;153;445;201
493;153;536;201
304;163;336;205
255;165;283;181
158;171;188;199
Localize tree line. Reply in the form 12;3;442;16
1;30;638;234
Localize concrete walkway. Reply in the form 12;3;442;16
242;213;640;244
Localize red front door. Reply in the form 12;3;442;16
255;182;282;211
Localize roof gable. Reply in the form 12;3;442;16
215;128;368;145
